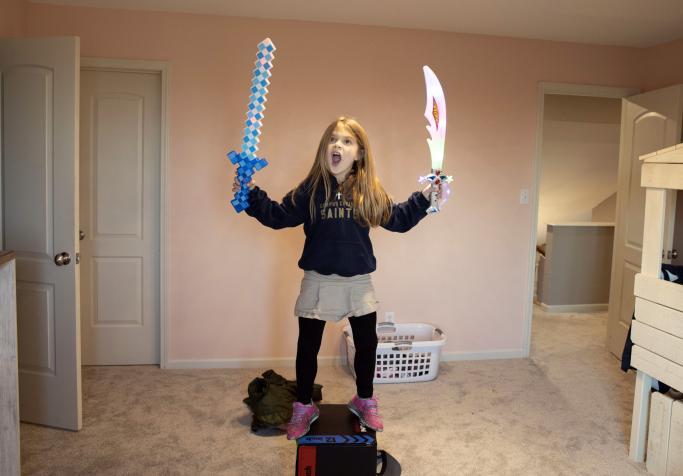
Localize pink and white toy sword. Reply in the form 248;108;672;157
420;65;453;214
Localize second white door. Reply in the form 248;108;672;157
80;68;161;365
606;84;683;356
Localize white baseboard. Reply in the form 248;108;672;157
538;302;608;313
164;356;345;370
165;349;525;369
441;349;526;361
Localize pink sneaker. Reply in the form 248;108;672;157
347;395;384;431
287;402;319;440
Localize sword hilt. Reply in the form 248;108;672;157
229;150;268;213
428;190;439;214
421;168;453;214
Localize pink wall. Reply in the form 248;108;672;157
641;38;683;91
0;0;26;37
26;4;643;363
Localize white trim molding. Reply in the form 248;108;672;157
166;350;526;369
81;57;171;369
522;82;640;358
166;356;346;370
441;349;525;362
538;302;609;313
538;82;639;98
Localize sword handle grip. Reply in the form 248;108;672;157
427;190;440;214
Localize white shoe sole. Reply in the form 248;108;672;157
347;404;383;432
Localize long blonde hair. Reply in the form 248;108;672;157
292;117;392;227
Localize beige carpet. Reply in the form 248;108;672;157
20;306;647;475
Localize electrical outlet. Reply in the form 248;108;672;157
384;311;395;323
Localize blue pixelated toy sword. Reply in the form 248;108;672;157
228;38;276;212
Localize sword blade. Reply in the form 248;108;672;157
241;38;276;159
423;65;447;171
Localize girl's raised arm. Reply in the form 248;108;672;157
243;183;308;229
382;191;431;233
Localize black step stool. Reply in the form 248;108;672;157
296;404;377;476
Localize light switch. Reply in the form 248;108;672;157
520;188;529;205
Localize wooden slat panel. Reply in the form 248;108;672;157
636;298;683;339
640;148;666;161
631;345;683;392
642;164;683;190
640;143;683;164
668;400;683;475
0;260;19;476
647;391;673;476
0;251;16;266
635;274;683;313
632;320;683;367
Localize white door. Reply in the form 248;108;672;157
0;37;82;430
606;85;683;356
79;69;161;365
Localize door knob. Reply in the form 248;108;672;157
673;249;679;260
79;230;85;241
54;252;71;266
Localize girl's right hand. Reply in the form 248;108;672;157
232;167;255;193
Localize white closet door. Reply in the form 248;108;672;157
0;37;82;430
80;69;161;365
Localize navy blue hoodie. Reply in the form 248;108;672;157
246;180;430;277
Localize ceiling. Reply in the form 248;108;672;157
30;0;683;47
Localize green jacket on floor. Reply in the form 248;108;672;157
243;369;323;431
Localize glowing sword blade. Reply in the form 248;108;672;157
420;65;452;214
228;37;276;213
423;65;446;171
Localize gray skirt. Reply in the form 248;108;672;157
294;270;379;322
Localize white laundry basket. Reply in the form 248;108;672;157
343;321;446;383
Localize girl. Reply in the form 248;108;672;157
233;117;440;440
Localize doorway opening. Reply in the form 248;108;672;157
79;58;170;368
535;94;621;312
523;83;639;357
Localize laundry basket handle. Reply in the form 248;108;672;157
377;322;396;334
391;341;413;352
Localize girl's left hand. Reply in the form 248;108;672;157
422;182;442;200
232;166;255;193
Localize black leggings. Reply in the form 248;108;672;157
296;312;378;403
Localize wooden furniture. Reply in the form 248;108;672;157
0;251;19;476
630;143;683;462
647;391;683;475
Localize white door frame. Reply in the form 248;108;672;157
522;82;640;357
80;57;171;368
